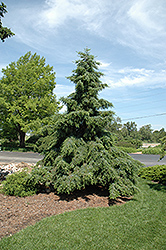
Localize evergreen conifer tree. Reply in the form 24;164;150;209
37;48;141;199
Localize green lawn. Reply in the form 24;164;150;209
0;179;166;250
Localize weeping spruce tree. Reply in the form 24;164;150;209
37;48;141;199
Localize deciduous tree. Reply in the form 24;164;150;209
123;121;137;137
0;2;14;42
0;52;59;147
139;124;153;142
153;128;166;143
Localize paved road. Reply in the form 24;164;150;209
0;151;43;164
129;153;166;167
0;151;166;166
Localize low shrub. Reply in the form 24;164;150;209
0;141;35;152
141;145;162;155
115;141;135;148
116;146;138;153
1;166;54;197
28;165;54;192
1;171;38;197
1;140;19;149
138;165;166;184
115;139;142;149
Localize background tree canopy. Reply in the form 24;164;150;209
0;52;59;147
36;48;141;199
0;2;14;42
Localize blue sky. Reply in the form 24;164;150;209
1;0;166;131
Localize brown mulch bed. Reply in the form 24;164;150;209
0;162;131;239
0;185;131;239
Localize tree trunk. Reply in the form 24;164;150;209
19;130;25;147
18;124;26;147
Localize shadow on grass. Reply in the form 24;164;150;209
148;182;166;193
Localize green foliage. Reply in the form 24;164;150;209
0;139;35;152
139;124;153;142
28;165;54;190
36;48;141;200
1;139;19;149
160;136;166;160
1;166;54;197
108;119;166;146
123;121;137;136
141;145;162;155
108;120;142;148
0;121;18;142
153;128;166;143
26;134;42;144
1;171;37;197
47;137;140;199
116;146;138;153
0;52;59;147
0;2;15;42
106;116;122;134
139;165;166;184
115;138;142;149
115;141;132;148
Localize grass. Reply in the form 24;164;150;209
0;144;35;152
0;178;166;250
141;145;164;155
116;146;139;153
117;145;166;156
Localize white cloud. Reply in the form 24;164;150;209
99;61;111;69
102;66;166;88
4;0;166;60
128;0;164;32
107;75;146;88
119;76;145;86
118;0;166;58
55;84;74;99
38;0;166;59
118;68;154;75
39;0;106;30
39;0;88;29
